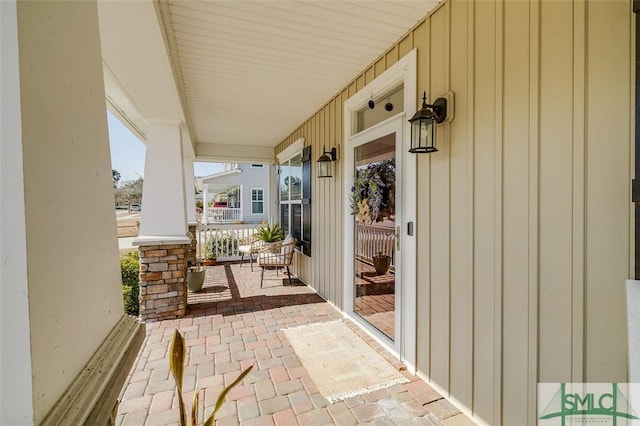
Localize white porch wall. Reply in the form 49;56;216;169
137;120;189;241
0;0;34;423
15;1;125;422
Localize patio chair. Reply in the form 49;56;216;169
238;234;264;271
257;235;297;287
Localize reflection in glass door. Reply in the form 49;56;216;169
352;133;396;341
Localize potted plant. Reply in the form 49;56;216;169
350;159;396;224
372;251;391;275
187;265;206;292
255;222;285;243
203;239;217;266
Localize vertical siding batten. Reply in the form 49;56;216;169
501;0;531;423
335;92;344;310
527;0;541;423
473;0;497;421
429;4;451;393
493;0;504;423
328;101;336;304
465;0;476;411
584;0;630;382
572;0;586;383
538;0;574;383
415;15;432;380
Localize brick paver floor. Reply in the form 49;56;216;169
116;262;474;425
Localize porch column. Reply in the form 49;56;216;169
183;150;197;264
203;184;209;224
240;185;244;222
3;1;145;423
1;1;33;422
137;120;189;241
135;120;190;321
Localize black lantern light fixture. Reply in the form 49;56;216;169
408;91;448;153
317;145;338;178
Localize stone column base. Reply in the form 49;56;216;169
138;244;188;322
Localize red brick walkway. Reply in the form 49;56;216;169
116;262;473;425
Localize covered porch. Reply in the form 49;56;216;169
116;261;471;425
2;0;636;425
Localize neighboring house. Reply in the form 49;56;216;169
197;163;270;224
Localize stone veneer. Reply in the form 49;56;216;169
187;224;197;265
138;244;188;322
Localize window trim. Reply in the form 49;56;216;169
277;143;311;256
278;153;303;236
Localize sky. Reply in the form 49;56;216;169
107;111;224;182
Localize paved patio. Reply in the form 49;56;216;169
116;262;474;425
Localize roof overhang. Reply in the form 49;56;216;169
98;0;441;163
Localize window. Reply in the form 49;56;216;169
251;188;264;214
279;154;302;240
278;145;312;256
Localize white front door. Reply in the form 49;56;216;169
345;116;405;355
343;50;418;370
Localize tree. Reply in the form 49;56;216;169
118;178;143;205
112;169;121;188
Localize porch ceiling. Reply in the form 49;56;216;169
100;0;440;162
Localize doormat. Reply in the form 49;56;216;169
283;320;409;403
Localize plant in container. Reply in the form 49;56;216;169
203;239;217;266
255;222;285;243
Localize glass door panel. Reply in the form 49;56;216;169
353;133;396;341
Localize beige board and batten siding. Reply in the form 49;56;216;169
275;0;632;424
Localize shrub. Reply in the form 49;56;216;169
206;234;238;259
121;251;139;316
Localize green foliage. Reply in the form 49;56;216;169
121;178;144;203
206;234;238;260
120;251;139;316
255;222;285;243
195;200;203;209
169;329;253;426
112;169;121;188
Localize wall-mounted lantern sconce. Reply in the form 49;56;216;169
317;145;338;178
408;91;448;153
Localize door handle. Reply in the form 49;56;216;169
396;226;400;251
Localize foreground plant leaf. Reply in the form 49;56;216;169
191;386;199;426
203;365;254;426
169;329;187;426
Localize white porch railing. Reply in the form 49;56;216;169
196;223;261;261
355;223;396;267
207;207;241;224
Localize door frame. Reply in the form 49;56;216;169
343;50;417;372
